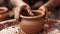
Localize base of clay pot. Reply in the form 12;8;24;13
20;30;39;34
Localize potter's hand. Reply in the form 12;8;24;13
38;6;48;13
13;2;34;22
18;2;34;15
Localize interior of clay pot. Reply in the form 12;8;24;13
20;10;45;19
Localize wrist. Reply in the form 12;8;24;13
16;0;24;7
10;0;24;7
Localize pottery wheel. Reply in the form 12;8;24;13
0;25;42;34
0;25;21;34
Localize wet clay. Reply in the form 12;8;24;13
19;10;45;34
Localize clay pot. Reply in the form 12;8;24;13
0;7;8;21
0;7;8;14
19;10;45;34
0;13;9;21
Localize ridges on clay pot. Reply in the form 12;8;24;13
19;10;45;34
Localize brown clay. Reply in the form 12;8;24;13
19;10;45;34
0;13;9;21
0;10;14;21
0;7;8;14
45;19;54;25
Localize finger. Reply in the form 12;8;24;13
39;6;48;12
26;6;34;16
13;7;21;22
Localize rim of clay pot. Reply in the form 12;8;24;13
0;7;8;13
20;10;45;19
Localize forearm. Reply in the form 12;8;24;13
10;0;24;7
43;0;60;10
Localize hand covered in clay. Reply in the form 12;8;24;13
10;0;34;21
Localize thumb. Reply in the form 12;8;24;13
26;6;34;16
39;6;48;12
